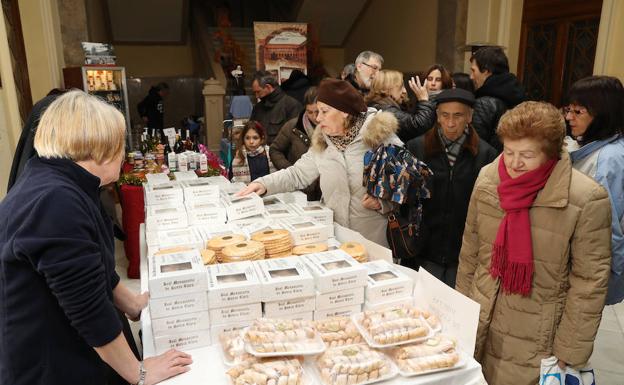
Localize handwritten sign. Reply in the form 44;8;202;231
413;268;480;356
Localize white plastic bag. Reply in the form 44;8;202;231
539;356;596;385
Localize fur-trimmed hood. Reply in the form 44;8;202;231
311;109;401;152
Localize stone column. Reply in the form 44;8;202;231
202;78;226;152
436;0;469;72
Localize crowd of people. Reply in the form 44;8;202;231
0;43;622;385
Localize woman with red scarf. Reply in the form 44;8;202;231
455;101;612;385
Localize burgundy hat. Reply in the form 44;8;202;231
317;78;367;116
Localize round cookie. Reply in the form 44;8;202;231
251;229;291;243
292;243;329;255
207;234;247;250
221;240;266;262
340;242;368;262
200;249;217;265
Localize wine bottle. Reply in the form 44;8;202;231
174;131;184;154
184;129;193;151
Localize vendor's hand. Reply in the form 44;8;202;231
128;291;149;321
362;194;382;211
236;182;266;197
557;359;567;369
408;76;429;101
144;349;192;385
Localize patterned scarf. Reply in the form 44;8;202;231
437;125;469;167
327;114;366;152
245;146;265;157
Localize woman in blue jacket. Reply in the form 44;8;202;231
565;75;624;305
0;91;191;385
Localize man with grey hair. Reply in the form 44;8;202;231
250;70;302;144
346;51;384;95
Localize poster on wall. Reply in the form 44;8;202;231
81;42;116;65
253;22;308;84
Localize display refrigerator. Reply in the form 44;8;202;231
63;66;133;147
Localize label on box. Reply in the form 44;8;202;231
278;217;329;246
207;261;262;307
144;182;183;207
315;287;365;310
254;258;315;301
150;291;209;319
209;302;262;324
145;205;188;232
148;249;207;298
273;311;314;321
181;179;221;203
302;250;367;293
222;193;265;221
210;321;250;342
363;260;414;305
314;304;362;321
154;329;211;354
152;311;210;336
186;202;227;225
263;296;316;317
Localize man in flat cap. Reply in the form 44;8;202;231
405;88;497;286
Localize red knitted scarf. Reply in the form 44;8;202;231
490;156;557;296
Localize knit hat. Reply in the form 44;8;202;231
435;88;475;107
317;78;367;116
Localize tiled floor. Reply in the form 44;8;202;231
117;239;624;384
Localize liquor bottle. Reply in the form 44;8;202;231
162;132;172;154
139;132;150;155
184;129;193;151
173;131;184;154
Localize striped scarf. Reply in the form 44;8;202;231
437;126;468;167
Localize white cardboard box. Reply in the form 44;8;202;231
194;223;245;244
209;302;262;324
228;213;270;231
273;311;314;321
315;286;365;310
295;203;333;226
314;304;362;321
148;249;207;299
145;173;171;186
157;227;204;251
181;179;221;203
262;195;282;207
144;182;183;207
363;296;414;311
273;191;308;206
149;291;209;319
145;205;188;232
173;171;199;181
154;329;211;354
363;260;413;305
209;320;250;342
263;296;316;317
220;182;247;196
326;238;341;251
254;258;315;301
152;310;211;336
277;217;330;246
301;250;367;293
201;175;230;186
221;193;265;221
185;201;227;225
264;204;298;220
207;261;262;308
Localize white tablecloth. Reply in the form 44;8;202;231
139;224;487;385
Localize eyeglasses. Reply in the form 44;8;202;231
361;62;381;71
563;106;588;116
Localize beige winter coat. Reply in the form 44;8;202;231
256;109;401;247
455;152;612;385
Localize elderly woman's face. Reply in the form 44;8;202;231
316;101;348;136
502;138;549;179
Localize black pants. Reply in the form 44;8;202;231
401;258;458;288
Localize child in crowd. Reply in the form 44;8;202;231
231;120;276;183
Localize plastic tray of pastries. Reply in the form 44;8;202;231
244;318;326;357
220;330;256;366
315;317;364;347
389;335;464;376
226;357;308;385
422;311;441;333
314;344;397;385
351;305;433;348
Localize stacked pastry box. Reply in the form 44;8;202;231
362;260;414;311
301;250;368;320
147;248;211;354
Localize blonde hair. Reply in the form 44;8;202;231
365;70;404;104
497;101;565;158
34;90;126;163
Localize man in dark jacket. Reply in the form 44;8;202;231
250;71;302;145
345;50;384;95
137;82;169;133
470;47;525;152
406;88;497;287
